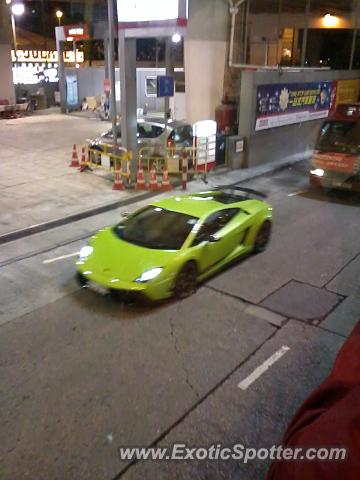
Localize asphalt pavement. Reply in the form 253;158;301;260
0;160;359;480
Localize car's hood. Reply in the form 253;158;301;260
83;227;179;282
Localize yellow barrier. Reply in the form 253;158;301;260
86;144;132;183
138;145;199;175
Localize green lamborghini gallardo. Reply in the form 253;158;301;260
76;187;272;301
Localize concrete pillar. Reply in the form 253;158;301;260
118;30;138;180
0;3;15;103
55;26;67;113
184;0;229;123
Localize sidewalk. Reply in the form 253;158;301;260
0;109;311;239
0;110;118;236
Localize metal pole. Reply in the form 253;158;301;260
11;13;18;98
164;37;174;120
55;26;67;113
107;0;118;145
104;36;110;80
73;40;76;65
243;0;250;63
301;0;311;67
264;38;269;66
228;0;246;68
11;14;17;55
276;0;282;65
349;29;357;69
349;2;358;70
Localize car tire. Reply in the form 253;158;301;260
174;262;198;299
254;220;272;253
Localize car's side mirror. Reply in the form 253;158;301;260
208;235;220;243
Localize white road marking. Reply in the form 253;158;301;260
43;252;80;264
238;345;290;390
288;190;306;197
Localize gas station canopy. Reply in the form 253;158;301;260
117;0;188;37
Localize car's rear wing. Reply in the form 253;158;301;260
215;185;268;199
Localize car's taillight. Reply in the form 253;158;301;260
167;138;175;148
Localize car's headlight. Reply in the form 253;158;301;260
135;268;163;283
310;168;324;177
79;245;93;260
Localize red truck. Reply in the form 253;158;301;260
309;103;360;191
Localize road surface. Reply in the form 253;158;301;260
1;160;359;480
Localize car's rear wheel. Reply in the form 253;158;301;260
174;262;198;299
254;221;272;253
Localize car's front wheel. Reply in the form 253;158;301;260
254;220;272;253
174;262;198;299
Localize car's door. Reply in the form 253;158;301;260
193;209;241;274
138;122;167;157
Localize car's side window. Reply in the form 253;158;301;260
192;209;239;246
172;128;183;143
183;125;193;143
171;126;193;144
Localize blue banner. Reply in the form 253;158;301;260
255;81;334;131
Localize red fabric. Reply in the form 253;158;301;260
267;321;360;480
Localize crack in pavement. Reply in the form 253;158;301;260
112;327;280;480
168;301;200;399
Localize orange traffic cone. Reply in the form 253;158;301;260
79;145;87;172
136;159;148;190
161;163;172;192
69;144;80;168
113;162;125;191
149;164;158;191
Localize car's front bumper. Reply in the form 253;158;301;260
76;268;175;302
309;172;360;192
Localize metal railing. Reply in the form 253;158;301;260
138;145;209;175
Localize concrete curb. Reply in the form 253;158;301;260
0;155;308;245
0;190;158;246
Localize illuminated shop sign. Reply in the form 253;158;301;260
11;50;84;64
63;24;89;39
68;28;84;35
13;64;59;85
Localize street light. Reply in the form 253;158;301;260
56;10;63;26
10;3;25;91
323;13;339;28
11;3;25;16
172;32;182;44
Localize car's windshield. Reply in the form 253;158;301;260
113;207;198;250
316;121;360;154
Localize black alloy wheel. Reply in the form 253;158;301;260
174;262;198;299
254;221;272;253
